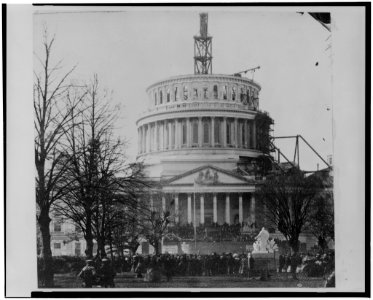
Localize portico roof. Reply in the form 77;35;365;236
161;165;256;193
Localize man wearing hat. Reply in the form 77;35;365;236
98;257;116;287
78;259;97;288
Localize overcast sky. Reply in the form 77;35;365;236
34;7;333;171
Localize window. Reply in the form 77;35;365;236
183;86;188;100
54;243;61;249
232;87;236;101
174;87;178;101
203;87;208;99
223;86;227;100
214;120;221;144
159;90;163;104
203;122;209;144
193;88;198;99
54;222;61;232
154;92;157;105
213;85;218;99
192;121;198;145
167;89;170;102
182;122;187;145
240;88;245;102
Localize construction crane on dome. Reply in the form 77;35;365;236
233;66;261;80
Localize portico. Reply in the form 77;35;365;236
156;165;259;227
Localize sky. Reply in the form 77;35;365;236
34;7;333;171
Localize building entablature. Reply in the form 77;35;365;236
136;105;258;127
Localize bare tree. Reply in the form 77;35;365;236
34;30;84;287
255;168;324;254
306;170;334;252
140;193;172;255
54;75;147;258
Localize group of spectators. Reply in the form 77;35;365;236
78;250;335;287
166;223;258;242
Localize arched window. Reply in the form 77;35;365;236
203;121;210;144
192;121;198;145
223;86;227;100
154;92;157;105
174;87;178;101
193;88;198;99
203;87;208;99
160;90;163;104
232;87;236;101
240;88;245;102
167;89;171;102
182;121;187;145
214;119;221;145
183;86;188;100
213;85;218;99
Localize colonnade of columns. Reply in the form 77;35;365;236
150;192;256;225
138;117;257;154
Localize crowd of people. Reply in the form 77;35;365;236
165;223;258;242
77;250;335;287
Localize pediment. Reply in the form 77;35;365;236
165;165;249;186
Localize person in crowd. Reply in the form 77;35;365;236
279;254;285;273
290;253;300;280
249;252;255;277
98;257;116;287
78;259;97;288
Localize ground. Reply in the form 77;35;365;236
53;272;325;289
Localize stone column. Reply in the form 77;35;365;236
187;194;192;224
162;195;166;212
164;120;168;150
187;118;191;147
198;117;203;147
222;117;227;147
200;194;205;225
244;120;248;148
143;125;147;153
252;120;257;149
239;193;243;224
211;117;215;147
234;118;238;148
250;193;256;225
213;193;217;223
175;119;181;149
225;194;230;224
147;124;151;152
155;122;159;151
175;194;179;223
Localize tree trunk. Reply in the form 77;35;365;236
38;210;54;287
289;237;300;254
85;212;94;258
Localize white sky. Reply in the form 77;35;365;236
34;8;333;171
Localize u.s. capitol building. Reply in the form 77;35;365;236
136;14;275;253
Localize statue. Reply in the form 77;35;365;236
252;227;270;253
267;238;278;253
